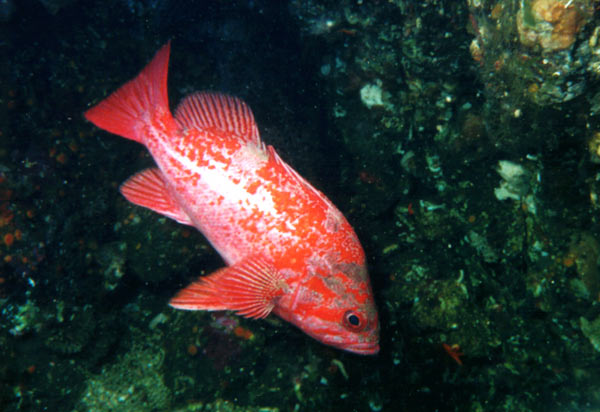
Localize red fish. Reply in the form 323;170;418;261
85;42;379;354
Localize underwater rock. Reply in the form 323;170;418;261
96;241;126;291
44;304;94;354
172;399;279;412
566;232;600;300
581;315;600;352
3;299;40;336
469;0;597;111
74;335;170;412
587;131;600;163
114;207;210;284
467;230;498;263
411;277;469;330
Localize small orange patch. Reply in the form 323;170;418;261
467;215;476;223
491;2;504;19
55;153;67;164
246;180;261;195
233;326;254;340
562;255;575;268
187;344;198;356
14;229;22;241
1;212;14;226
3;233;14;247
528;83;540;94
443;343;464;366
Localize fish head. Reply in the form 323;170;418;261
277;260;380;355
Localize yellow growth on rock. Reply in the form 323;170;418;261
517;0;589;51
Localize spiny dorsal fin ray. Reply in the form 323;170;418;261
266;145;335;209
174;92;261;146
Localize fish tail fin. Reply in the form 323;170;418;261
84;41;173;144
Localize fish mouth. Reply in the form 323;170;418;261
343;341;380;355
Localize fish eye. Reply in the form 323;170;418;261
343;310;365;331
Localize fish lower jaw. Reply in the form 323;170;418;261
342;341;380;355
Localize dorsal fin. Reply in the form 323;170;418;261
174;92;261;146
266;145;335;209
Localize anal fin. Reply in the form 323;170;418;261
169;255;286;319
120;168;193;226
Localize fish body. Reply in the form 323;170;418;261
85;43;379;354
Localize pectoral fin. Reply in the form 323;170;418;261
169;255;286;319
120;168;193;226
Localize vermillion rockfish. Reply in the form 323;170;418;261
85;42;379;354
